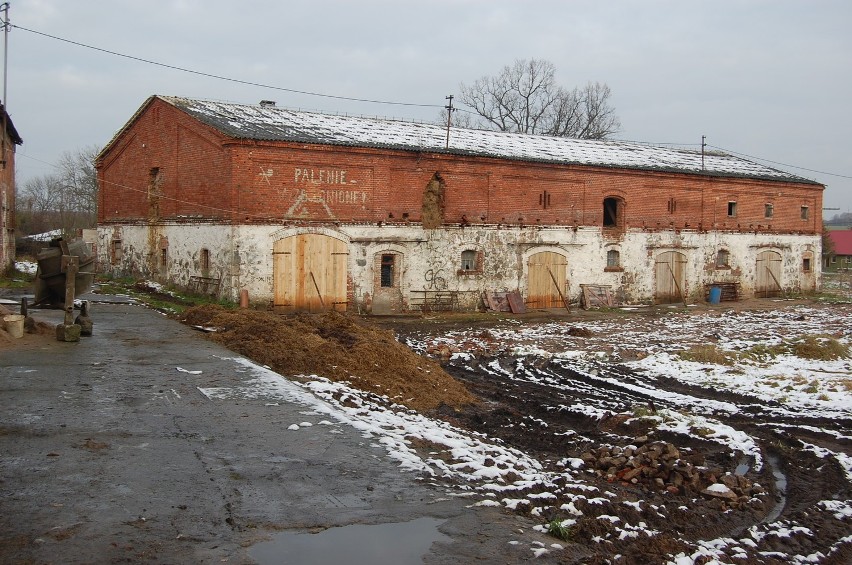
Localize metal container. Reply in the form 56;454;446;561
34;238;95;307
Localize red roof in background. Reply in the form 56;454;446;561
828;230;852;255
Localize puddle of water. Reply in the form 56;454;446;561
761;452;788;524
248;517;451;565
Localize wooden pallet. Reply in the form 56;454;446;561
580;284;614;309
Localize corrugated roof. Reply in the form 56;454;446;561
828;230;852;256
156;96;817;184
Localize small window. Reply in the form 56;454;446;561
831;256;837;264
460;250;477;271
160;248;167;268
800;206;809;220
716;249;730;268
764;203;773;218
380;254;395;287
727;201;737;217
667;198;677;214
803;257;812;272
200;248;210;271
606;249;620;268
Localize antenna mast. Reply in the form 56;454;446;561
701;134;706;171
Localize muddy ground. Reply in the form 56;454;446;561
3;282;849;563
174;297;851;564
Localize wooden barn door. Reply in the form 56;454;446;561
527;252;567;308
755;250;782;298
655;251;687;304
273;234;348;312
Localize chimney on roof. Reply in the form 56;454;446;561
259;100;276;107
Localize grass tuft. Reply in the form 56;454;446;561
792;335;849;361
678;344;732;365
547;519;573;541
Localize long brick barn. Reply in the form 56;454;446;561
95;95;824;313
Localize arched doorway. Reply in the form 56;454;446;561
655;251;687;304
527;251;568;308
273;234;348;312
755;250;783;298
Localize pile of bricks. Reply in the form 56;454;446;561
579;440;764;508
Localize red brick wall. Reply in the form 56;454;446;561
98;99;231;224
1;134;16;267
99;102;824;235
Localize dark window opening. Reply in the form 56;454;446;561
716;249;730;268
801;206;809;220
380;254;395;287
667;198;677;214
112;240;122;264
539;191;552;209
201;248;210;271
727;201;737;217
765;203;774;218
603;197;621;227
160;248;167;268
803;257;812;272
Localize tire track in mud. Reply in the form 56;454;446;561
436;351;852;561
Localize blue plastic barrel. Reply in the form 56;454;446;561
708;286;722;304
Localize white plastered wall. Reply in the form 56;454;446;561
98;224;820;309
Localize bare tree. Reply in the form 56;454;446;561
456;59;621;139
16;145;100;238
56;145;99;223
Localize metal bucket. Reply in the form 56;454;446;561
3;314;24;338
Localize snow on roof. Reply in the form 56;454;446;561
161;96;817;184
828;230;852;256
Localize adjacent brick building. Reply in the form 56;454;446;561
96;95;824;312
0;103;22;271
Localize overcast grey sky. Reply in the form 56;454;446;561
8;0;851;218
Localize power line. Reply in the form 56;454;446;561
11;24;444;110
707;144;852;180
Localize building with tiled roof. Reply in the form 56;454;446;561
824;230;852;271
96;95;825;311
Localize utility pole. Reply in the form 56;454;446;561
701;134;706;171
445;95;454;149
1;1;9;169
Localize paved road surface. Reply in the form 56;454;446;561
0;298;556;564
